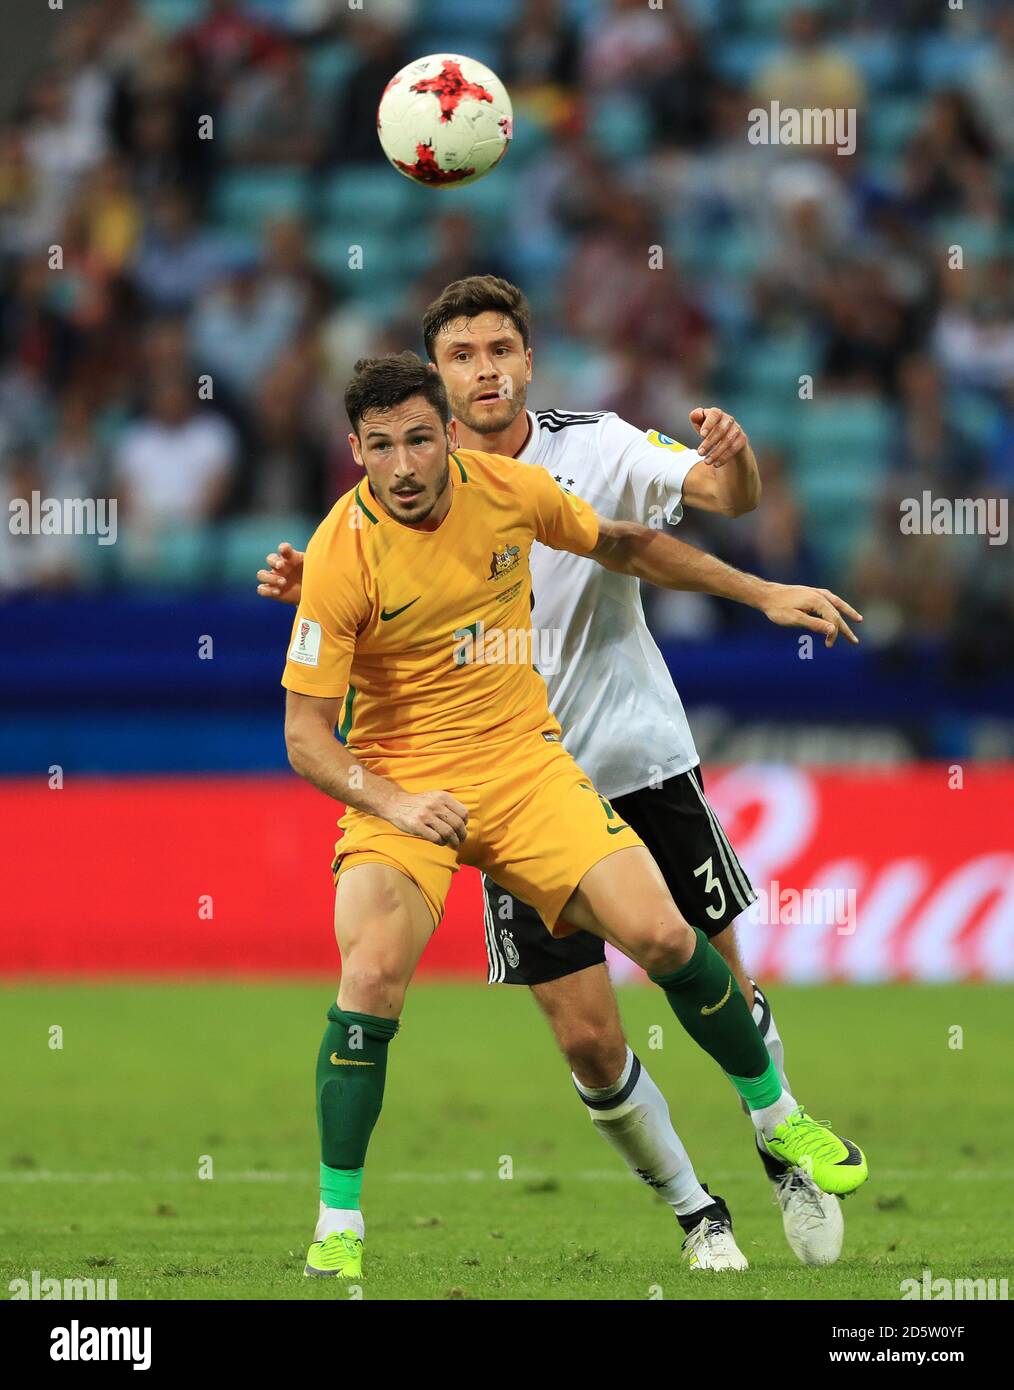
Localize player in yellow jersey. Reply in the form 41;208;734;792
286;352;868;1278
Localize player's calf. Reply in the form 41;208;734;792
566;850;869;1198
531;967;729;1239
311;1000;398;1269
565;853;786;1117
305;862;434;1276
530;966;629;1088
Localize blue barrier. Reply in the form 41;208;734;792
1;594;1010;772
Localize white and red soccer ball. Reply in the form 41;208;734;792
376;53;513;187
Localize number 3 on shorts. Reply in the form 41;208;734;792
693;856;726;920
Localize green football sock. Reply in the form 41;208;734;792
315;1004;399;1210
649;928;781;1109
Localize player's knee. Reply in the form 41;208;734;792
558;1019;627;1088
635;916;697;977
339;956;411;1015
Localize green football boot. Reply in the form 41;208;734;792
304;1229;363;1278
764;1108;868;1196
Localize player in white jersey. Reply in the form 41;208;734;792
257;276;857;1268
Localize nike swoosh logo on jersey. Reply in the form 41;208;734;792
380;598;420;621
329;1053;375;1067
700;977;733;1015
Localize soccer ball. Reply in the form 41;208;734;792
376;53;513;187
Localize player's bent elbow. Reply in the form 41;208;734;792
283;719;316;781
284;735;308;780
742;478;763;515
724;484;761;519
724;500;753;520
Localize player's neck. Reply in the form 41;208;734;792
453;410;531;460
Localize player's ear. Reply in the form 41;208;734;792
446;417;458;448
524;347;533;383
348;431;364;469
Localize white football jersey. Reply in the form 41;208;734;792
516;408;702;800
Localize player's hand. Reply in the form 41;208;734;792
256;542;304;606
387;790;469;847
689;407;748;468
760;583;863;647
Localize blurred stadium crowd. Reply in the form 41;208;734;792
1;0;1012;672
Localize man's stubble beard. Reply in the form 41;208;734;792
374;458;451;527
452;378;528;435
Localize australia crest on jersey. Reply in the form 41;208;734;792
488;542;521;581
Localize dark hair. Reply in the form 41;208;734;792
422;275;532;361
344;351;451;435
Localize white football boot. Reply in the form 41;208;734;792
774;1166;845;1265
680;1192;749;1271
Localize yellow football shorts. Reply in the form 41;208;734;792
331;733;644;935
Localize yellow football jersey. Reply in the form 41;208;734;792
281;448;600;787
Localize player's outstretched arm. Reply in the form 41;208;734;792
285;690;468;846
256;542;304;605
588;517;862;647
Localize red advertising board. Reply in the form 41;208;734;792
2;767;1011;979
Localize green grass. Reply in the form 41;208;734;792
1;982;1011;1300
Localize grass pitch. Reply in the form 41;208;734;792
1;981;1010;1301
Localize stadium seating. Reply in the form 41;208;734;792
321;169;422;233
142;0;204;32
947;389;1005;455
838;33;903;93
306;41;358;98
738;0;833;37
212;168;312;236
7;0;1009;611
722;395;793;452
312;227;436;297
789;396;892;575
791;468;878;579
915;33;991;89
219;516;316;589
420;0;515;41
792;396;892;471
589;95;653;164
113;525;220;590
412;34;500;75
735;335;820;399
929;214;1006;262
865;96;925;158
713;36;781;86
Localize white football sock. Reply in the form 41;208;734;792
314;1200;364;1242
752;981;790;1092
746;982;800;1135
732;980;796;1139
750;1089;799;1137
573;1047;711;1219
